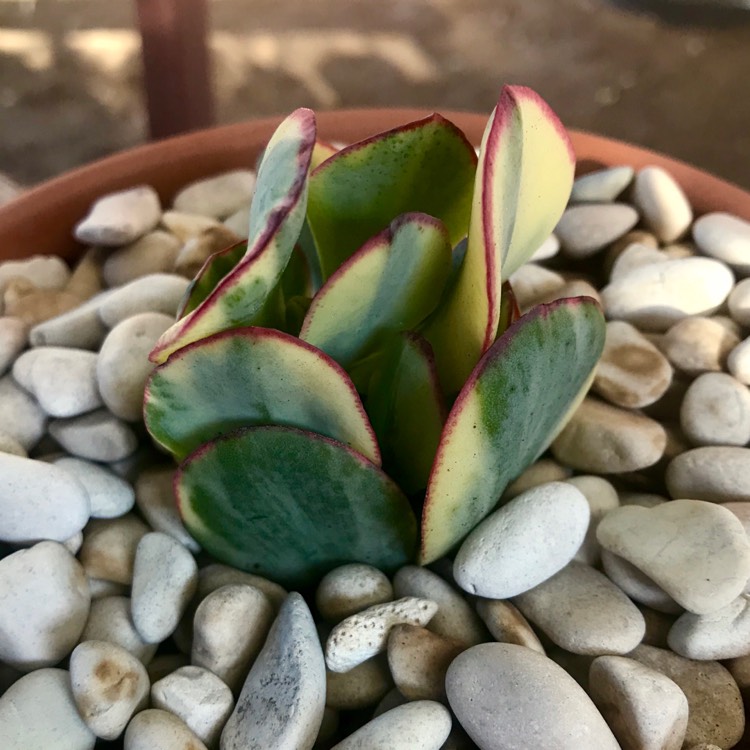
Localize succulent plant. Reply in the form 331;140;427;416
144;86;606;587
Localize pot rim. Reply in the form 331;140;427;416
1;107;749;264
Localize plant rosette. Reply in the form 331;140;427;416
1;87;750;750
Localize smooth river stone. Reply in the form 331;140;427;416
325;597;438;673
729;337;750;385
124;709;208;750
693;212;750;275
629;644;745;749
609;242;668;282
69;640;149;740
393;565;487;646
131;532;198;644
103;230;182;287
632;166;692;243
316;563;394;623
0;668;96;750
588;655;688;750
75;186;160;246
668;595;750;660
474;599;545;654
0;374;45;449
551;397;667;474
0;254;70;294
97;272;189;327
680;372;750;446
566;475;619;566
79;514;150;585
593;320;673;409
503;457;572;499
570;165;634;203
512;561;645;655
0;541;90;670
0;452;90;543
12;346;101;418
52;456;135;518
220;593;326;750
0;316;27;375
446;643;620;750
49;408;139;463
661;316;740;376
666;447;750;502
597;500;750;614
97;312;174;421
555;203;639;258
325;655;393;711
453;482;589;599
173;169;256;219
332;701;452;750
601;257;735;332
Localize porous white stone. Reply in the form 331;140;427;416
593;320;673;409
220;593;326;750
632;166;692;242
446;643;620;750
0;374;45;449
513;561;645;655
570;165;634;203
597;499;750;614
316;563;394;623
325;597;438;673
97;312;173;421
556;203;639;258
74;186;161;246
12;346;101;417
693;212;750;275
453;482;590;599
680;372;750;446
49;408;139;462
0;541;90;670
0;453;90;543
52;456;135;518
80;596;158;664
666;446;750;502
103;230;182;287
589;655;688;750
151;665;234;748
601;257;735;331
69;639;149;740
332;700;452;750
393;565;487;646
131;532;198;644
0;668;96;750
192;583;275;692
97;272;189;327
173;169;256;219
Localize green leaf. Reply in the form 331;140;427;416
420;297;606;564
151;108;317;363
300;213;452;370
144;326;380;464
307;114;477;279
367;333;446;494
176;426;417;587
424;86;575;393
178;240;247;318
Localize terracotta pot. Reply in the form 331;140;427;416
1;108;749;266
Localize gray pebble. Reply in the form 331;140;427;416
556;203;639;258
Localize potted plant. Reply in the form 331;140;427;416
0;86;749;750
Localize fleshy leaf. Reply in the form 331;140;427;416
497;280;521;335
420;297;606;564
424;86;575;392
176;425;417;587
300;213;452;370
307;114;477;279
310;139;339;170
144;326;380;464
367;333;446;494
178;240;247;318
150;108;316;363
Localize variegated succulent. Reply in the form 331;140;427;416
144;86;606;587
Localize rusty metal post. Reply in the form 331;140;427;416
135;0;215;140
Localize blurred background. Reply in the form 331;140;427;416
1;0;749;188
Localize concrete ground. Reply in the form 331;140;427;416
1;0;750;187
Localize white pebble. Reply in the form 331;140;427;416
0;542;90;669
316;563;394;623
609;242;668;282
97;312;173;421
693;212;750;275
681;372;750;446
0;254;70;294
124;708;208;750
556;203;640;258
52;456;135;518
0;316;27;375
79;514;150;584
0;374;45;449
530;233;560;261
103;231;182;287
570;165;634;203
453;482;589;599
632;166;692;242
666;446;750;502
28;290;111;350
173;169;256;219
49;408;139;462
566;475;620;566
75;186;161;247
662;316;740;376
729;337;750;385
97;272;188;327
131;532;198;644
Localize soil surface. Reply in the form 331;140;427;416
1;0;750;187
